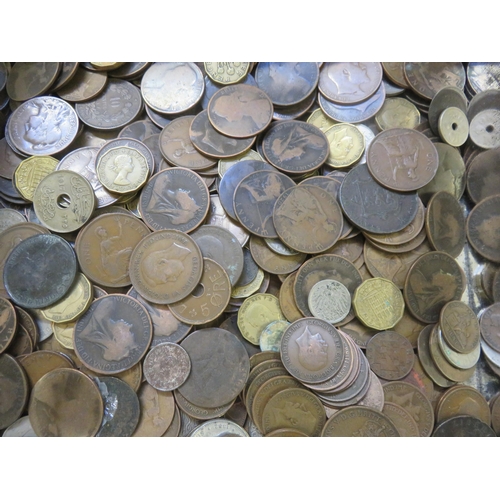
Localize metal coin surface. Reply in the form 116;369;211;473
204;62;250;85
144;343;191;391
0;353;29;430
250;235;306;275
428;86;468;135
75;78;142;130
440;301;480;354
140;167;209;233
174;389;234;421
259;320;290;352
96;137;155;176
404;251;465;323
8;96;79;157
356;370;385;411
382;63;409;89
0;138;24;180
119;119;160;142
0;298;17;354
178;328;250;408
382;402;419;437
467;63;500;93
432;415;495;437
4;233;76;309
206;194;249;246
19;350;74;388
308;279;351;324
29;368;103;437
57;67;107;102
480;302;500;352
466;148;500;205
141;62;204;114
262;121;329;174
437;107;469;147
190;419;249;437
51;62;81;91
375;97;420;130
6;62;61;101
75;213;150;287
208;84;273;138
2;415;37;437
436;385;490;426
74;294;152;374
14;155;59;202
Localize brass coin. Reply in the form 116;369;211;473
52;321;75;350
321;406;399;437
306;108;337;131
308;280;351;325
428;86;468;135
144;343;191;392
231;267;265;299
249;235;306;275
480;302;500;352
204;62;250;86
425;191;465;258
440;300;480;354
74;294;152;375
6;62;61;101
324;123;364;168
14;155;59;202
0;298;17;354
0;353;29;430
375;97;420;130
466;148;500;205
56;67;108;102
469;108;500;149
436;385;490;426
438;107;469;147
382;402;419;437
404;251;466;323
432;415;496;437
96;137;155;176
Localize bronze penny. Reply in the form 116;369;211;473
249;235;306;275
119;118;160;142
480;303;500;352
323;233;364;263
481;262;500;301
219;315;260;358
273;185;343;254
490;395;500;436
366;331;414;381
144;343;191;392
57;67;108;102
262;121;329;174
50;62;79;92
19;350;74;389
14;306;38;346
425;191;465;258
321;406;399;437
0;353;29;430
432;415;496;437
140;167;209;234
357;370;385;411
466;148;500;204
382;63;409;89
382;402;419;437
178;328;250;408
169;258;231;325
279;273;304;323
404;251;466;324
207;84;273;138
174;390;235;421
340;319;377;349
440;301;480;355
339;163;419;234
74;294;152;375
436;385;491;426
428;86;468;135
233;169;295;238
29;368;103;437
0;138;24;181
0;298;17;354
206;194;249;246
159;115;215;170
162;403;181;436
6;62;61;101
466;194;500;263
190;110;255;159
75;213;150;288
365;226;427;255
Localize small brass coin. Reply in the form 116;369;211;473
14;156;59;202
438;107;469;147
204;62;250;85
324;123;364;168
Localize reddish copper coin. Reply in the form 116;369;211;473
467;194;500;263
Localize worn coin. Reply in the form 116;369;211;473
14;155;59;202
438;107;469;147
440;301;480;354
432;415;495;437
57;67;107;102
19;350;74;389
190;418;249;437
375;97;420;130
428;86;468;135
436;385;490;426
249;236;306;275
0;353;28;430
466;148;500;205
6;62;61;102
382;402;419;437
259;320;290;352
404;63;466;100
204;62;250;85
144;343;191;392
0;298;17;354
308;280;351;325
480;302;500;352
0;138;24;180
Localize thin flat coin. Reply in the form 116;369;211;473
466;148;500;205
206;194;249;246
382;63;409;89
308;280;351;324
175;390;235;421
2;416;37;437
432;415;495;437
19;350;74;388
144;343;191;392
356;370;385;411
7;62;61;101
96;137;155;176
480;303;500;352
50;62;79;92
190;419;249;437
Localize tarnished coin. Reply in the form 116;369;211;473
466;195;500;263
190;419;249;437
466;148;500;205
208;84;273;138
29;368;103;437
141;62;204;114
262;121;329;174
440;301;480;355
382;63;410;89
0;138;25;180
438;106;469;147
0;298;17;354
366;331;414;380
2;415;37;437
8;96;79;157
74;294;152;374
0;353;28;430
480;302;500;352
490;395;500;436
375;97;420;130
179;328;249;408
404;251;466;323
14;155;59;202
144;343;191;392
321;406;399;437
432;415;496;437
382;402;419;437
404;63;466;100
308;280;351;325
249;235;306;275
4;234;76;309
75;78;142;130
57;67;108;102
467;63;500;93
140;167;209;234
259;320;290;352
279;273;304;324
18;350;74;388
6;62;61;101
175;389;235;421
425;191;465;258
356;370;385;411
428;86;468;135
204;62;250;85
436;385;490;426
206;194;249;246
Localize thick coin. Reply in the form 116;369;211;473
6;62;61;101
404;63;466;100
404;251;465;323
357;370;385;411
480;302;500;352
0;353;29;430
74;294;152;374
57;67;107;102
0;298;17;354
440;301;480;354
382;402;419;437
144;343;191;392
308;280;351;325
432;415;496;437
29;368;103;437
175;390;233;421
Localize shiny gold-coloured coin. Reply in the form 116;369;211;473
375;97;420;130
204;63;250;85
90;62;124;70
324;123;364;168
353;278;405;330
438;107;469;147
52;321;75;350
14;156;58;201
306;108;337;132
231;268;265;299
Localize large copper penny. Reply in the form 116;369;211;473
0;353;29;430
75;213;150;288
432;415;495;437
0;298;17;354
29;368;103;437
19;350;74;389
74;294;152;374
140;167;209;233
466;148;500;204
175;390;234;421
440;301;480;354
480;303;500;352
436;385;490;426
382;403;419;437
178;328;250;408
467;195;500;263
56;66;107;102
404;251;465;323
6;62;61;101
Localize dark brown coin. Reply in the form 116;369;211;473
0;353;29;430
466;148;500;204
29;368;103;437
178;328;250;408
249;235;306;275
19;350;74;388
0;138;24;180
74;294;152;374
425;191;465;258
75;213;150;288
404;63;466;100
140;167;209;234
382;402;419;437
262;121;329;174
207;84;273;138
479;302;500;352
96;376;141;437
466;195;500;263
50;62;79;92
7;324;33;356
436;385;490;426
14;306;38;346
273;185;343;254
233;169;295;238
56;67;108;102
382;63;409;89
4;234;77;309
144;343;191;391
339;163;419;234
7;62;61;101
119;119;161;141
404;251;465;323
190;110;255;159
174;389;234;421
440;301;480;354
366;331;414;380
432;415;496;437
0;298;17;354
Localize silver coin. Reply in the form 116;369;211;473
308;279;351;324
190;418;249;437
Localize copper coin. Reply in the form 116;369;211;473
279;273;304;324
233;169;295;238
0;298;17;354
479;303;500;352
144;343;191;392
273;185;343;254
466;194;500;263
339;163;419;234
425;191;465;258
366;331;414;380
0;138;24;180
19;350;74;388
75;213;150;288
206;194;249;246
382;63;409;89
490;395;500;436
178;328;250;408
190;110;255;159
432;415;495;437
382;402;419;437
207;84;273;138
6;62;61;101
0;353;29;430
174;390;235;421
367;128;439;192
74;294;152;374
262;121;329;174
245;367;289;419
14;306;38;346
436;385;490;426
29;368;103;437
56;67;108;102
394;308;428;348
249;235;306;275
466;148;500;204
404;251;466;324
440;301;480;355
357;370;385;411
50;62;79;91
140;167;209;234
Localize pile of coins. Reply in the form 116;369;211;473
1;62;500;437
